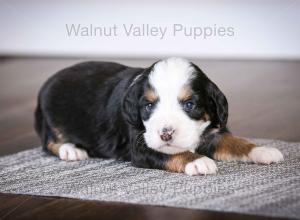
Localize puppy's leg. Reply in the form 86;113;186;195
131;146;217;176
166;152;218;176
47;142;89;161
213;134;284;164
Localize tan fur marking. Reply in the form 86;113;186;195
47;142;61;156
165;151;202;172
213;134;256;162
144;89;158;102
178;86;193;102
46;128;67;156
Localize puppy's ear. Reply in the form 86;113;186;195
206;80;228;128
122;74;143;128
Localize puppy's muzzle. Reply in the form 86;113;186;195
160;127;175;142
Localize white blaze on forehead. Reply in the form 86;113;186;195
149;58;195;97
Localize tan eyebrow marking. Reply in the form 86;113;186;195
178;85;193;102
144;89;158;102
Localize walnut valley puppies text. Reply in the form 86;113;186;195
66;24;235;40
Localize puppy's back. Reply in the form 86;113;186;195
34;61;139;154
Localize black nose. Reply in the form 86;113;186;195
160;127;174;142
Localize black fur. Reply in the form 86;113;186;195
35;60;230;170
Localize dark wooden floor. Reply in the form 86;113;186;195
0;57;299;219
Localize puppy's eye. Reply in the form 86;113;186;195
183;100;196;111
145;103;153;112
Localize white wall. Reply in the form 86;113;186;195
0;0;299;59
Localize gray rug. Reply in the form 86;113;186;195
0;139;299;219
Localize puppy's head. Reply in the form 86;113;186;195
123;58;228;154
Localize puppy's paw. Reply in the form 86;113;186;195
58;143;89;161
185;157;217;176
248;146;284;164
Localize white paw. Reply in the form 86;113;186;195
248;146;284;164
58;143;89;161
184;157;218;176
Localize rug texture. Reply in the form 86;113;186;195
0;138;299;219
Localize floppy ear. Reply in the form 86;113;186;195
122;75;143;128
206;80;228;128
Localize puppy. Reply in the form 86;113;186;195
35;58;283;175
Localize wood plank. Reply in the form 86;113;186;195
0;193;286;220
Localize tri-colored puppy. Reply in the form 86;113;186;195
35;58;283;175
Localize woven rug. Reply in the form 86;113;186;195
0;138;299;219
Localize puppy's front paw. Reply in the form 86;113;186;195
59;143;89;161
185;157;217;176
248;146;284;164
